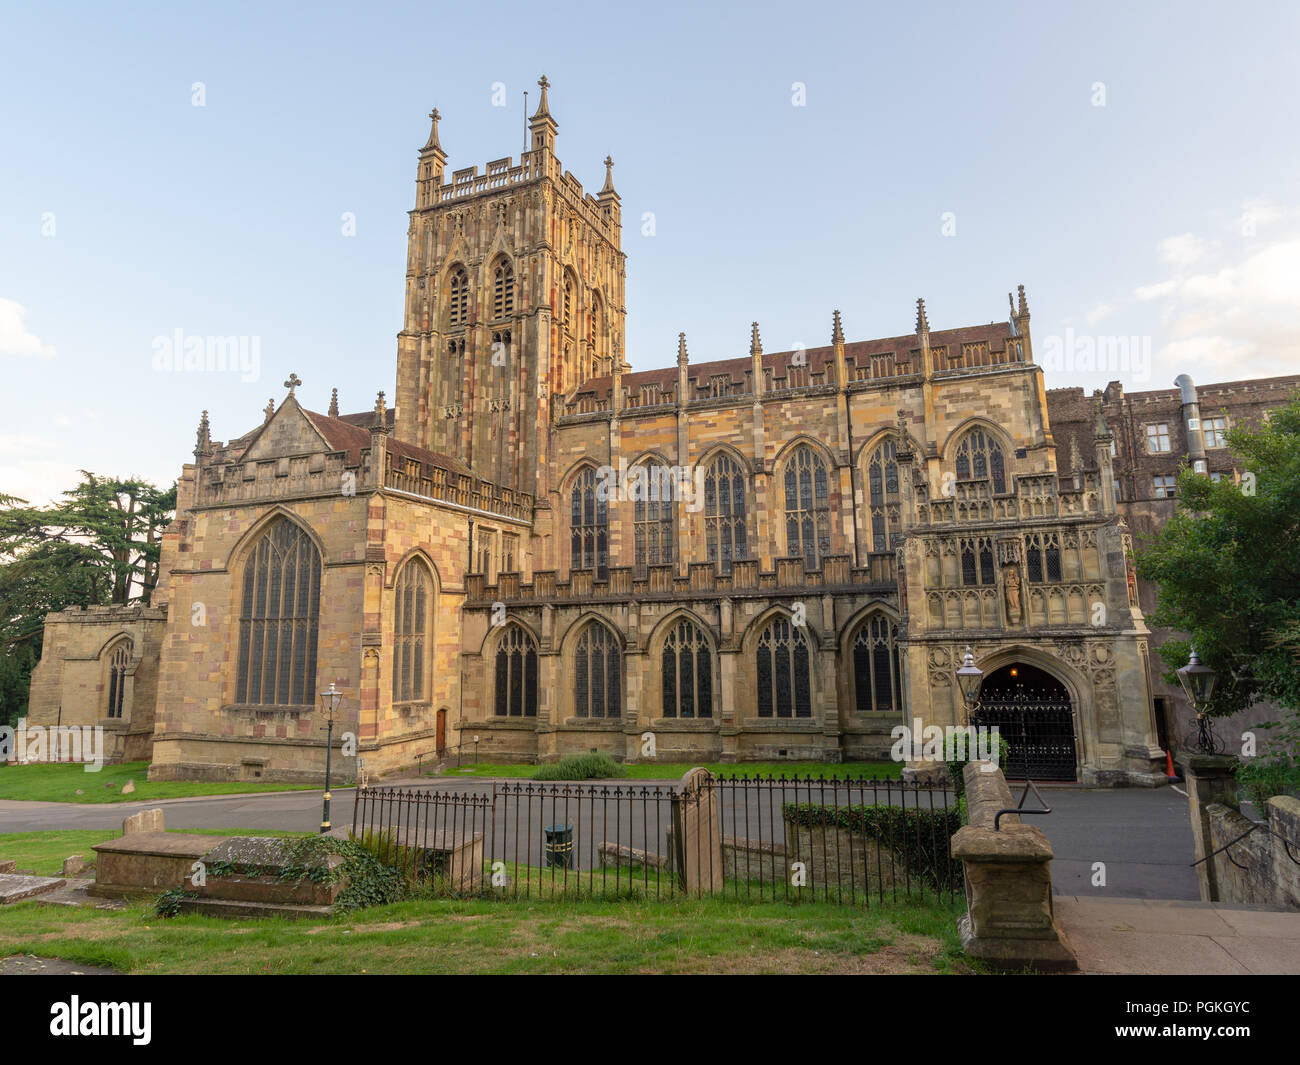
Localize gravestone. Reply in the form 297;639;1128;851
670;767;724;896
122;808;164;835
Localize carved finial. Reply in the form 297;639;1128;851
264;398;274;424
195;410;211;456
915;298;929;336
749;322;762;359
1009;291;1016;317
532;75;552;119
284;372;302;397
424;107;443;152
831;310;844;347
677;332;688;366
600;155;616;195
1017;284;1029;317
374;390;386;423
1093;389;1112;439
328;388;339;418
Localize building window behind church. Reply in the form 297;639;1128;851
704;455;747;573
393;562;431;705
633;466;674;577
851;616;899;713
236;519;321;706
1146;423;1171;453
1153;474;1177;499
570;467;608;579
1024;531;1062;583
1204;416;1229;448
447;266;469;327
783;445;830;568
574;623;620;718
492;261;514;319
755;617;812;718
661;618;712;718
494;624;537;717
955;428;1007;493
106;639;132;719
867;439;900;552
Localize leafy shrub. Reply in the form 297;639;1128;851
782;802;964;892
945;729;1012;799
534;752;627;780
1235;758;1300;818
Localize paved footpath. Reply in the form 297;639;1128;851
1055;896;1300;975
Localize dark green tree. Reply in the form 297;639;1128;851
1135;391;1300;722
0;476;176;727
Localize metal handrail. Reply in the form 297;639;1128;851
993;777;1053;831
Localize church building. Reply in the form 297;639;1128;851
28;77;1170;786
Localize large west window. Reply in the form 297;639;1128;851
755;617;812;718
236;520;321;706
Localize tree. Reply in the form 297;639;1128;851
1136;391;1300;721
0;475;176;727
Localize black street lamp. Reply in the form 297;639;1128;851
319;682;343;834
955;645;985;726
1176;648;1219;755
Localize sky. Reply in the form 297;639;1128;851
2;0;1298;504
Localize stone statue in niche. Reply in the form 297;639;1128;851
1004;567;1022;625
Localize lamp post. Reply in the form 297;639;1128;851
1176;648;1219;755
955;645;985;727
319;682;343;834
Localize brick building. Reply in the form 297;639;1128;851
38;77;1283;787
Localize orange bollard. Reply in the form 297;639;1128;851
1165;749;1179;780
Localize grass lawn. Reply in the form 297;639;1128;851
0;761;327;804
0;892;974;974
437;761;902;781
0;828;311;877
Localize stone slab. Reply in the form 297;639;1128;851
92;832;219;859
1210;935;1300;975
0;873;68;905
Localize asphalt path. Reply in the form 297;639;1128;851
0;778;1201;899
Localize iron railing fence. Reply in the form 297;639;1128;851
350;774;962;906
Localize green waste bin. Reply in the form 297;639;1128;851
544;824;574;869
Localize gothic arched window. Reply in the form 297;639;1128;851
661;618;712;719
392;561;432;705
494;624;538;717
633;464;674;577
755;617;812;718
447;266;469;327
105;639;132;719
236;519;321;706
955;428;1007;494
570;467;608;579
867;439;901;553
563;275;575;333
492;260;514;319
851;615;901;714
704;454;747;573
574;622;620;719
783;444;830;568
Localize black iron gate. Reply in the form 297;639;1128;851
974;694;1077;781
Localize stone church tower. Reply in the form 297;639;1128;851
393;76;628;496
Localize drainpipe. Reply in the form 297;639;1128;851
1175;374;1207;475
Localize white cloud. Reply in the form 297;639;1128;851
1157;232;1218;270
0;298;55;359
1084;302;1113;324
1135;229;1300;381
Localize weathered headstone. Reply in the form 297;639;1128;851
121;780;135;795
671;767;724;896
0;860;15;875
61;856;85;877
122;808;164;835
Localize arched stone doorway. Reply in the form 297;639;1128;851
973;663;1077;781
